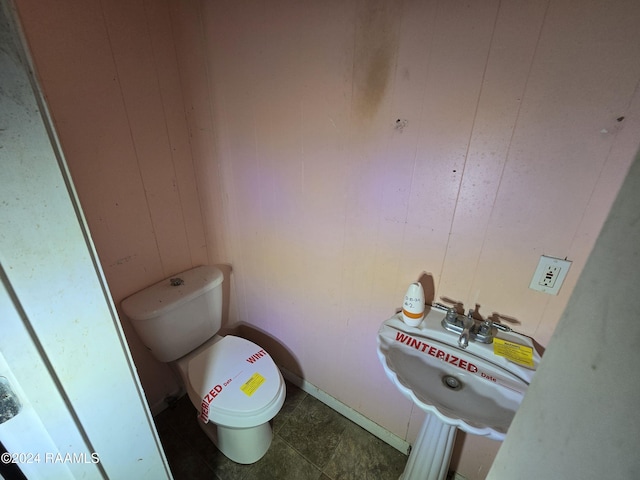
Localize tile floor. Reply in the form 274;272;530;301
154;380;409;480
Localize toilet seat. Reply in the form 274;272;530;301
187;335;285;428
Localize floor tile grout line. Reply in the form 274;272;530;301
273;390;329;476
275;392;349;477
274;425;326;473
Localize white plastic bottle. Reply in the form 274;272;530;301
402;282;425;327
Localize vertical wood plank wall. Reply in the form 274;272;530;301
15;0;640;477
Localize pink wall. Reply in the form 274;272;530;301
15;0;640;478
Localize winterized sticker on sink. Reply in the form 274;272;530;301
393;331;479;373
493;338;534;368
387;328;527;394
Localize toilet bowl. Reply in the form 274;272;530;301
121;265;286;464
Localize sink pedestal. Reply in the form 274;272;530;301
401;413;457;480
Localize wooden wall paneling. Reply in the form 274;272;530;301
144;0;208;269
102;0;192;279
439;0;549;310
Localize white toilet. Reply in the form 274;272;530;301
121;265;286;464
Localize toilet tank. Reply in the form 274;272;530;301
121;265;224;362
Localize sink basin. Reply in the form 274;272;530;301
377;309;541;479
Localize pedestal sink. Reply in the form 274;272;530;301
377;309;542;480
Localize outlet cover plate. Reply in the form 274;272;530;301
529;255;572;295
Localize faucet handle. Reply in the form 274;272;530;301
446;308;458;323
478;319;493;335
433;303;459;324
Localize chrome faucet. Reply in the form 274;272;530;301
433;303;497;348
458;310;475;349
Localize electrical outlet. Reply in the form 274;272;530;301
529;255;572;295
540;265;560;287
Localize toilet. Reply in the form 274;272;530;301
121;265;286;464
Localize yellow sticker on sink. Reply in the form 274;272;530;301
240;373;265;397
493;338;534;368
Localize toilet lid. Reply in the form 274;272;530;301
188;335;281;419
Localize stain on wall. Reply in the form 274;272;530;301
353;0;403;122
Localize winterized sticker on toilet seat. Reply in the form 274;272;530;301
241;347;268;396
199;346;269;423
241;373;265;397
199;376;235;423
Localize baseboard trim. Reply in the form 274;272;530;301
279;366;410;455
